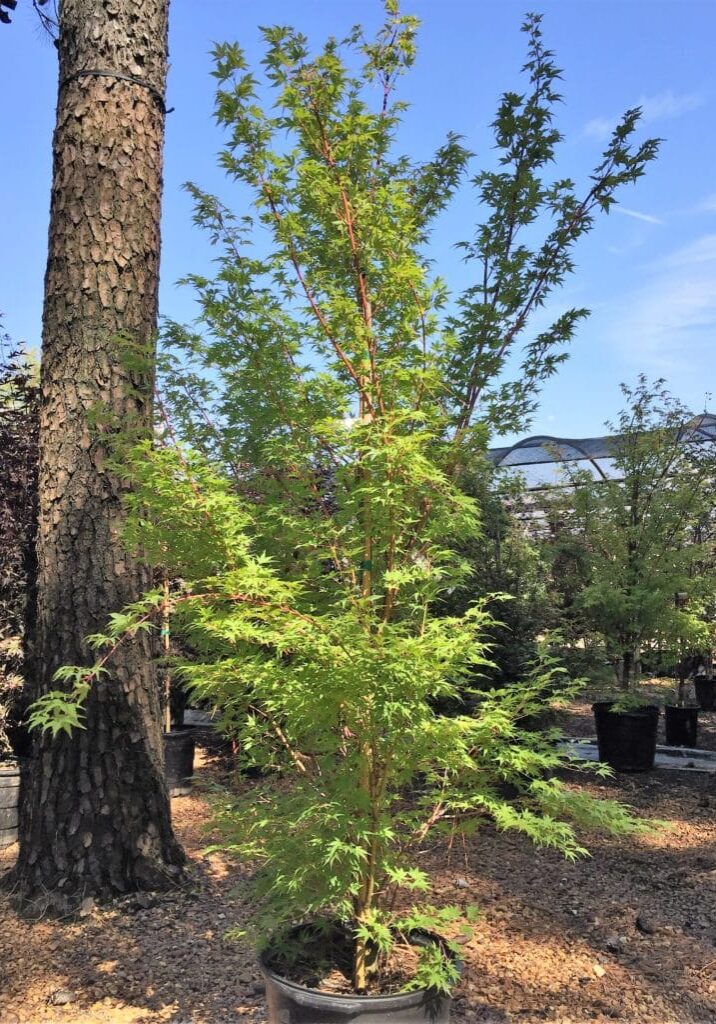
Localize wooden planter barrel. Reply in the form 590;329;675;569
0;761;24;847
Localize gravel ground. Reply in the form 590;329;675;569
1;713;715;1024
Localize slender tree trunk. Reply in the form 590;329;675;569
9;0;184;913
677;666;687;707
619;646;640;690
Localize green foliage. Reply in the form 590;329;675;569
606;690;658;713
400;934;462;995
542;529;602;677
0;335;39;756
445;14;658;437
439;461;553;686
550;377;716;690
30;4;659;993
27;686;88;737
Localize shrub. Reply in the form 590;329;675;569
0;333;39;756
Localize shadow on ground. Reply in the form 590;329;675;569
1;732;715;1023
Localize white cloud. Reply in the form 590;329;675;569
608;234;716;370
583;90;706;141
583;116;614;142
696;193;716;214
613;206;664;226
639;90;704;121
660;233;716;269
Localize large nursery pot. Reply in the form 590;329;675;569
694;676;716;712
592;701;659;772
664;704;699;748
163;726;196;797
259;925;458;1024
0;760;25;847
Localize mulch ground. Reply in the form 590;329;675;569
1;708;715;1024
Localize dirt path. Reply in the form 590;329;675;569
1;730;715;1023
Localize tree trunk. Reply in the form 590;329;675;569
620;650;633;690
9;0;184;913
677;666;687;707
619;647;640;690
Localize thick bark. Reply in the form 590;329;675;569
9;0;184;912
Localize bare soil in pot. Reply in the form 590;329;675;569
260;922;457;1023
261;920;450;996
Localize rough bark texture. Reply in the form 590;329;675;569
9;0;184;912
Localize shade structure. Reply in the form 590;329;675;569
488;412;716;491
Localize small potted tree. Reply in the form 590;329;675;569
662;597;711;748
561;379;716;770
30;5;659;1017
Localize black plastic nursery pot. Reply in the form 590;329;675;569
592;701;659;772
260;926;458;1024
0;760;25;848
664;704;699;748
694;676;716;712
163;727;196;797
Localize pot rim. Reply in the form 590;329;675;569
592;700;659;717
259;924;457;1006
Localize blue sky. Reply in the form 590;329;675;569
1;0;714;443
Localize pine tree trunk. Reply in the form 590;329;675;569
9;0;184;913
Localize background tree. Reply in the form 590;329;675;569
559;378;716;690
543;523;603;677
0;330;39;757
438;463;552;688
9;0;184;911
0;0;56;31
